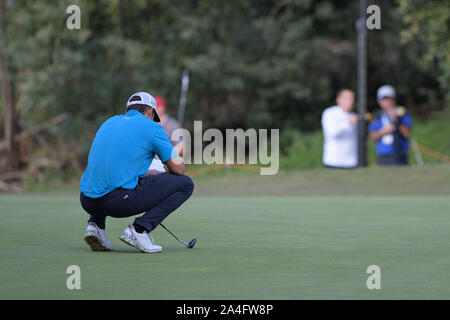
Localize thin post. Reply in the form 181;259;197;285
356;0;368;167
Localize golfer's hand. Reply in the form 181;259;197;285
142;170;165;177
174;144;184;157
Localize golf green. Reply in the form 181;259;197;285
0;194;449;299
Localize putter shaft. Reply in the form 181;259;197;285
160;223;189;246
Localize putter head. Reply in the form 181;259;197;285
186;238;197;249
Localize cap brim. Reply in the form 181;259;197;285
153;109;161;122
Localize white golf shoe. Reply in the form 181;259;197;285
84;222;114;251
119;224;163;253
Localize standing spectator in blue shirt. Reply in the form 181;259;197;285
369;85;413;165
80;92;194;253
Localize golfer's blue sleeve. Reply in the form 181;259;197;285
152;126;179;163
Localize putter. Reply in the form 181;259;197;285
160;223;197;249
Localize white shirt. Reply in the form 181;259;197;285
321;105;357;168
148;158;166;172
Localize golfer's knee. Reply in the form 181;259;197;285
179;175;194;197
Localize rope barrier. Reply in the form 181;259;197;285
416;143;450;163
185;142;448;177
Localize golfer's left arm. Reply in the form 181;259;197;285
165;156;185;175
152;126;185;175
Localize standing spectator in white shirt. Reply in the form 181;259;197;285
321;89;358;168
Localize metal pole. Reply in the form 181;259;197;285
356;0;368;167
177;69;189;125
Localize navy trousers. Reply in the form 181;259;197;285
377;153;408;166
80;173;194;232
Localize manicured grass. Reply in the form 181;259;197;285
0;194;449;299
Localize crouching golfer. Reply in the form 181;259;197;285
80;92;194;253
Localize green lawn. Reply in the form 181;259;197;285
1;191;449;299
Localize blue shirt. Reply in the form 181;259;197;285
80;110;178;198
369;108;413;155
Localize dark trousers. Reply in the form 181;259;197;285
80;173;194;232
377;154;408;166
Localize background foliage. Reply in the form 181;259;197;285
0;0;448;189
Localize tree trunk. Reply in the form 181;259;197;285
0;0;20;170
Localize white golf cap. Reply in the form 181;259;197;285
377;85;396;100
126;92;161;122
